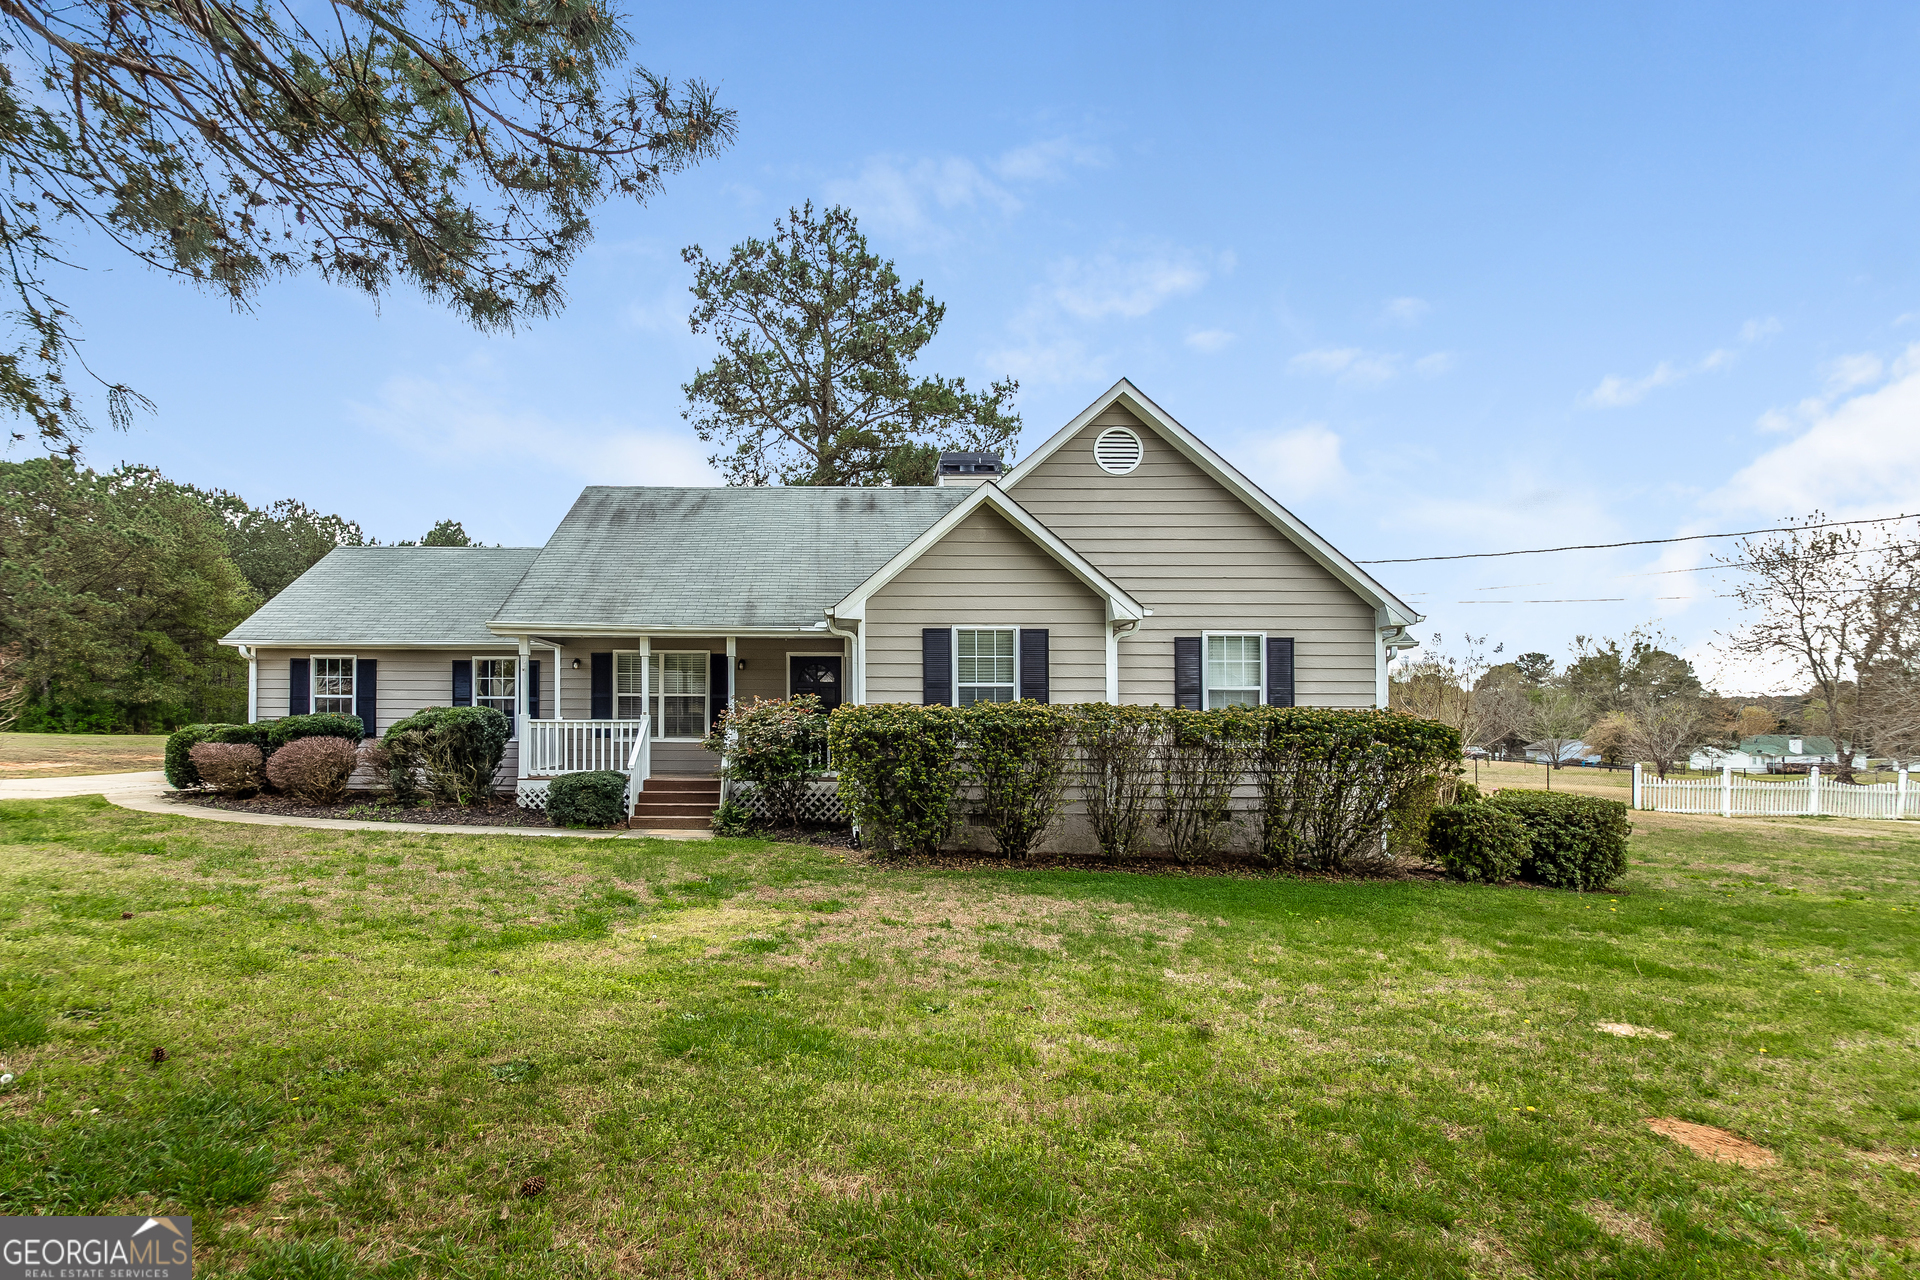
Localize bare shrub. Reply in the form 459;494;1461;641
188;742;264;797
264;736;360;803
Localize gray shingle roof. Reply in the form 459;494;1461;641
224;546;541;646
493;487;969;631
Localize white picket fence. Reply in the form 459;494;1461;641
1634;763;1920;820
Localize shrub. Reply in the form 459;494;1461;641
267;713;366;753
165;723;267;788
263;736;360;804
1489;789;1632;890
1073;704;1163;860
960;700;1073;859
1157;709;1246;864
827;704;960;857
1249;708;1461;873
189;742;265;796
710;798;759;837
546;770;628;828
380;706;509;804
1427;802;1529;883
703;695;828;829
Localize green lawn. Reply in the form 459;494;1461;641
0;731;169;778
0;799;1916;1278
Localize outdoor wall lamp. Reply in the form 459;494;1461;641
737;658;748;670
570;658;581;670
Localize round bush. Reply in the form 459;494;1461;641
165;723;270;788
1427;802;1528;883
264;736;360;804
545;770;628;828
189;742;265;797
1488;790;1632;890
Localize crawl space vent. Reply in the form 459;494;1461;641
1093;425;1143;475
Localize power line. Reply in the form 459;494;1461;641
1357;512;1917;566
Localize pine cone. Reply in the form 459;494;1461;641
517;1176;547;1198
149;1047;169;1064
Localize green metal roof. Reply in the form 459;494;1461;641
491;486;970;632
1738;734;1840;756
223;546;541;647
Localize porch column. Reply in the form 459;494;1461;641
552;645;563;720
725;636;737;706
516;635;532;783
243;646;257;722
637;636;651;735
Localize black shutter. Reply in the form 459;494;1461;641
354;658;378;737
288;658;310;715
922;628;953;705
1266;637;1295;707
710;652;730;730
1018;629;1049;703
451;659;472;707
528;660;541;720
1173;637;1202;710
590;652;613;720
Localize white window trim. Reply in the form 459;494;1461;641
614;649;647;721
951;625;1021;705
646;648;712;741
1201;630;1266;710
311;654;356;716
473;654;518;719
784;651;846;699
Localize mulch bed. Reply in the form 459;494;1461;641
867;850;1453;879
167;792;565;828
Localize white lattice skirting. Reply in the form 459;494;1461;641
516;780;551;811
731;779;846;825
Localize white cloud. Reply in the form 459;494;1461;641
1381;296;1431;326
1048;250;1209;320
823;155;1019;246
351;367;715;488
1707;348;1920;518
1286;347;1401;385
1584;317;1779;408
1186;329;1235;353
990;137;1107;182
1413;351;1456;377
1824;351;1884;393
1253;424;1349;501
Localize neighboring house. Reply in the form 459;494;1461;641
1689;735;1867;772
222;379;1423;820
1523;739;1602;765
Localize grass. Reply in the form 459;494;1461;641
0;797;1915;1278
0;731;169;778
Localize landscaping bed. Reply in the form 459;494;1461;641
166;791;566;827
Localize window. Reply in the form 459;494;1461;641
956;628;1017;705
1205;634;1263;709
647;651;709;738
475;657;517;720
313;656;354;715
615;652;645;720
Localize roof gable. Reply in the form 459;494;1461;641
1001;379;1419;627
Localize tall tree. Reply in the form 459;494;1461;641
0;459;255;728
682;203;1020;486
0;0;735;448
195;493;365;601
1388;633;1508;750
1720;515;1920;782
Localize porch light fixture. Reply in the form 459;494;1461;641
570;658;581;670
737;658;747;670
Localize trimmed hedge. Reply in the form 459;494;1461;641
1427;802;1529;883
1489;789;1632;890
381;706;510;804
546;770;628;828
264;736;360;804
267;713;366;752
826;704;960;857
189;742;265;796
164;723;269;789
702;695;828;829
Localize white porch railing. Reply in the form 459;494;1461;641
520;717;650;778
1634;763;1918;820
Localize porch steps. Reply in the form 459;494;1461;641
631;776;721;830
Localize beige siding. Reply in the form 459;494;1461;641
252;646;523;733
1009;408;1380;707
864;506;1108;704
541;636;849;719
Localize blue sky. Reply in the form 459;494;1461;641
39;2;1920;689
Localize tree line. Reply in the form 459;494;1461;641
1392;516;1920;783
0;458;476;733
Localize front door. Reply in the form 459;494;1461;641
790;656;844;711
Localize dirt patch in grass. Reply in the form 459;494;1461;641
1645;1117;1778;1167
1598;1022;1674;1040
1586;1199;1661;1247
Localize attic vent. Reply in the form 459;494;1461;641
1093;425;1143;475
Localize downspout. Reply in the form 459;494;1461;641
1107;616;1144;704
823;613;861;704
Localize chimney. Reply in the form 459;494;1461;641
1789;738;1803;754
936;451;1003;487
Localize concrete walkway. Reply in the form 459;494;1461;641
0;771;710;840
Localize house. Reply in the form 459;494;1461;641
1689;735;1867;773
222;379;1424;824
1523;739;1603;765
